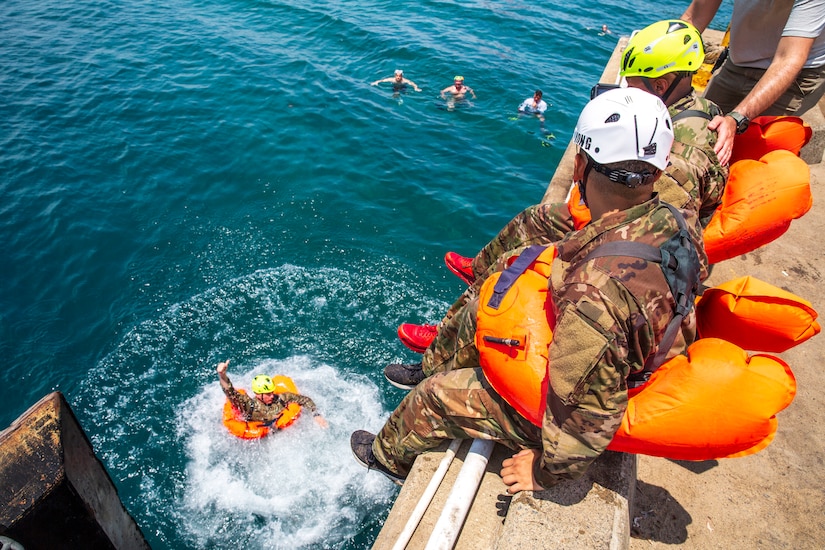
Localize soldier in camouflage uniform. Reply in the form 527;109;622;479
396;20;723;358
352;88;706;491
620;19;728;227
217;360;328;428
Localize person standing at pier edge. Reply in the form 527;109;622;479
351;88;706;491
681;0;825;164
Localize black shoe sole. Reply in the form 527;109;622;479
384;375;418;391
350;445;405;485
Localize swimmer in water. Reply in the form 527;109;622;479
518;89;548;122
440;75;476;100
371;69;422;92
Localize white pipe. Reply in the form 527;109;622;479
424;438;496;550
391;439;462;550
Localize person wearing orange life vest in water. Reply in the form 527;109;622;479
351;88;706;490
217;360;328;428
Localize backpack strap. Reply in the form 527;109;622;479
578;203;700;387
670;109;714;123
486;245;548;309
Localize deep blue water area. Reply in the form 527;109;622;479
1;0;731;547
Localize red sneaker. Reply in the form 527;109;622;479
397;323;438;353
444;251;475;285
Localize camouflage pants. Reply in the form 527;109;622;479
421;201;573;374
372;367;541;477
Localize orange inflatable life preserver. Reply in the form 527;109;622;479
222;376;302;439
729;116;812;165
475;249;800;460
608;338;796;460
476;246;557;426
566;184;591;230
696;275;820;352
703;149;811;264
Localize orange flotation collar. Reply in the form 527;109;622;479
476;245;557;426
475;249;803;459
729;115;812;165
696;275;820;352
222;376;302;439
703;149;811;264
608;338;796;460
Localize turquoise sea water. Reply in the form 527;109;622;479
1;1;732;547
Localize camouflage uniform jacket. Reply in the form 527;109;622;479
534;194;707;487
658;90;728;226
222;381;318;424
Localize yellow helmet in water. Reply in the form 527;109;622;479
251;374;276;394
454;75;464;81
620;20;704;78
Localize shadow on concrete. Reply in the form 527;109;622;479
630;480;691;544
668;458;719;474
495;494;512;517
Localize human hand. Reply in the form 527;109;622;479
500;448;544;495
709;114;736;165
216;360;230;376
314;415;329;428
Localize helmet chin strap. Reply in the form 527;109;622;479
578;157;594;207
642;72;685;105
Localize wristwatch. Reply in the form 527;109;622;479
727;111;750;134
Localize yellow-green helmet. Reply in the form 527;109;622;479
251;374;276;394
620;20;704;78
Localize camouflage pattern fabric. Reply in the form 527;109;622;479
222;381;318;423
657;91;728;227
378;196;706;486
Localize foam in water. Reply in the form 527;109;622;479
178;358;395;548
77;263;446;547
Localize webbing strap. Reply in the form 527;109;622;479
486;245;548;310
670;109;713;123
577;203;699;387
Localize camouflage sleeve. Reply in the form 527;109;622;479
222;382;258;420
279;392;319;414
473;202;573;276
533;283;634;487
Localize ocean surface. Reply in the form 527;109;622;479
1;1;732;547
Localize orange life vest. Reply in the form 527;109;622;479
696;275;820;352
703;149;812;264
566;184;591;230
222;376;302;439
475;251;800;460
476;246;557;426
607;338;796;460
729;115;812;165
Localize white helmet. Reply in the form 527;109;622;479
572;87;673;171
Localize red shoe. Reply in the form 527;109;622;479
444;251;475;285
397;323;438;353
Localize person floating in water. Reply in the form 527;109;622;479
441;75;476;100
217;360;328;428
599;24;612;36
371;69;422;92
518;89;548;122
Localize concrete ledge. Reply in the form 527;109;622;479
495;451;636;550
373;442;634;549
